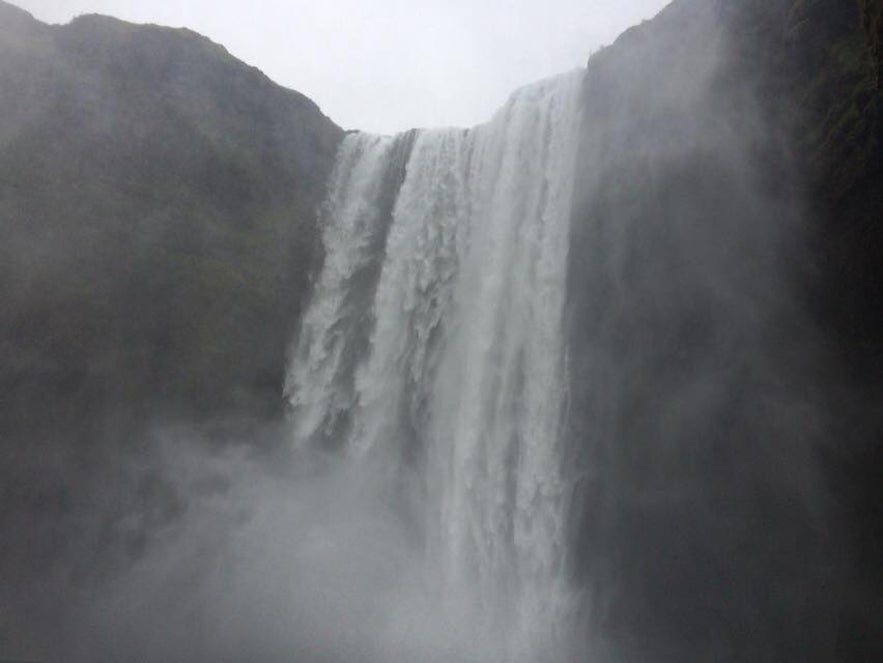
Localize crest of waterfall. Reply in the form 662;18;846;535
286;69;584;660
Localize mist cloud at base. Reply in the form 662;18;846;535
4;422;567;663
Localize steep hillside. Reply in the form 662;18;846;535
0;1;342;432
0;6;342;635
567;0;882;661
794;1;883;659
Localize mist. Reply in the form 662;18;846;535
3;427;440;662
2;0;881;661
5;422;583;663
565;2;844;659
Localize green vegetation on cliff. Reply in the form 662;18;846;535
860;0;883;86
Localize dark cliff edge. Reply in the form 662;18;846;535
567;0;882;660
794;1;883;659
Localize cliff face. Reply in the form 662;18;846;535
799;0;883;380
793;2;883;659
0;6;342;631
0;2;342;432
860;0;883;86
567;1;882;661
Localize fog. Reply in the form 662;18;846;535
6;425;539;663
0;0;873;661
564;2;844;659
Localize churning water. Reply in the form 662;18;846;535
286;69;584;661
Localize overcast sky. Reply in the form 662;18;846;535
15;0;671;133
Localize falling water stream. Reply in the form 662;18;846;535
285;69;584;660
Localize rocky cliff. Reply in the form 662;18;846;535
566;1;882;660
0;5;342;637
0;1;342;433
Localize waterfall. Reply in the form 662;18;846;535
286;69;584;660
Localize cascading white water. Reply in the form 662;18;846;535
286;69;584;660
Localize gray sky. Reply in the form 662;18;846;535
14;0;671;133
